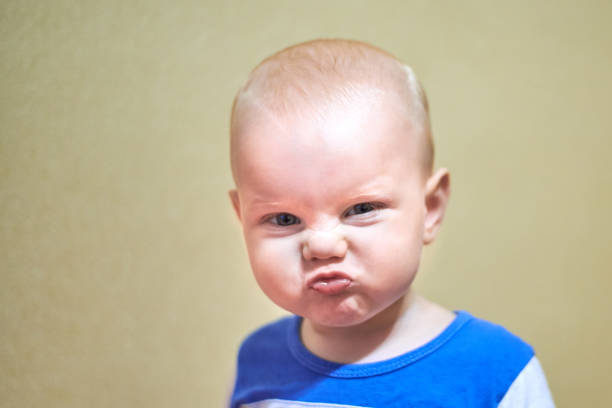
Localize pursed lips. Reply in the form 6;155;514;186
306;271;353;295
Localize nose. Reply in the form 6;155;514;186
302;229;348;261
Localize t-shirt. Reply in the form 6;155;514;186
230;311;555;407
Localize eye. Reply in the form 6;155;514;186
344;202;379;217
269;212;301;226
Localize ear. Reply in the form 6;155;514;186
228;189;242;222
423;168;450;245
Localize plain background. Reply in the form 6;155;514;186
2;1;611;406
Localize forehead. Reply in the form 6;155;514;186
233;96;424;198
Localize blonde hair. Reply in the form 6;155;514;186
230;39;433;177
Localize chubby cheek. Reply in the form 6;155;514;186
352;215;423;294
245;233;304;307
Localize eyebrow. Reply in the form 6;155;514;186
246;178;395;207
246;192;394;218
243;197;301;214
341;178;395;202
344;193;392;203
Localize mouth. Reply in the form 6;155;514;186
307;271;353;295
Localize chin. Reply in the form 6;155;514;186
304;300;374;328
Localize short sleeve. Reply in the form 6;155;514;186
498;356;555;408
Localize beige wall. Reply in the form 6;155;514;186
2;1;611;406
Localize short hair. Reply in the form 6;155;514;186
230;39;433;180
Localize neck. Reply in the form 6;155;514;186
300;291;455;364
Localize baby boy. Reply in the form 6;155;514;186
228;39;554;407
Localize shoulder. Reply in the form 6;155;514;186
232;315;307;405
429;311;537;404
453;311;535;363
237;315;296;363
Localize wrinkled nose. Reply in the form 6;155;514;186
302;230;348;261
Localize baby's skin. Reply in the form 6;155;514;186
229;39;454;364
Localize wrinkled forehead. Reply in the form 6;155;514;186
231;92;425;189
233;84;407;144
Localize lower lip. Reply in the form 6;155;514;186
310;278;351;295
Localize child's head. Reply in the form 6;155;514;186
229;39;450;329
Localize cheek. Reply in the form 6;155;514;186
356;212;423;254
350;213;424;282
245;234;302;293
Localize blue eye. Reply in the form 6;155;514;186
271;213;300;226
345;202;377;216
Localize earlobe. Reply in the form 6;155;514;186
423;168;451;245
229;189;242;222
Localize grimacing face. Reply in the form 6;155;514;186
230;96;447;329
